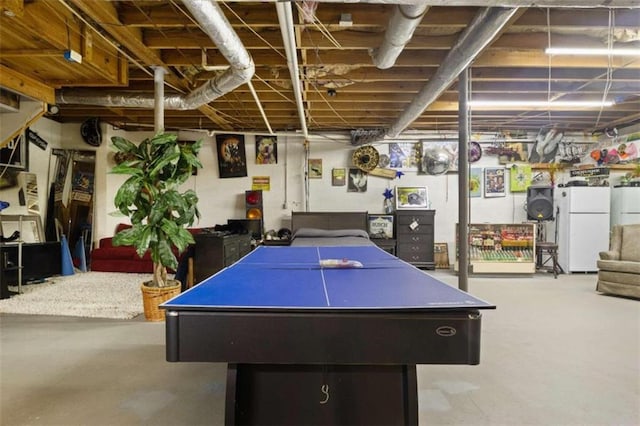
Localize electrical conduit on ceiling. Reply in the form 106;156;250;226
385;7;519;138
55;0;254;111
371;4;429;69
276;1;309;138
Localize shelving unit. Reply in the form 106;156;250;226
0;215;24;297
456;223;536;274
18;172;39;215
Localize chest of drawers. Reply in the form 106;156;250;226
194;233;252;283
395;210;435;269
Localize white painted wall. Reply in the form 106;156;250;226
3;116;637;266
0;115;62;224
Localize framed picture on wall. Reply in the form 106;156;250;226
484;167;506;198
308;159;322;178
388;142;420;170
395;186;429;209
255;135;277;164
216;134;247;178
348;168;367;192
368;214;394;239
469;167;482;198
332;168;346;186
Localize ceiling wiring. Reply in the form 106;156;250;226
294;2;342;49
253;74;297;105
309;82;350;126
220;1;286;61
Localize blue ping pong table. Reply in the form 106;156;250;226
162;245;494;426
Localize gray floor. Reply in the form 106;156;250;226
1;271;639;426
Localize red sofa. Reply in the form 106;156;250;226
90;224;200;273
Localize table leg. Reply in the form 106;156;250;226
225;363;417;426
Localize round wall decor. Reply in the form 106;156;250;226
352;145;380;172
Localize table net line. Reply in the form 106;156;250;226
317;247;332;307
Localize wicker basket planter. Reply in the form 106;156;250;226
140;281;181;321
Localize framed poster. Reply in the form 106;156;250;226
368;214;394;239
510;164;531;192
332;168;346;186
388;142;420;170
484;167;506;197
308;159;322;178
469;167;482;198
255;135;277;164
216;134;247;178
396;186;428;209
348;167;367;192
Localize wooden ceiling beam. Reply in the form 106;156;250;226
0;64;55;104
119;2;281;28
160;48;640;69
144;27;285;50
119;5;639;31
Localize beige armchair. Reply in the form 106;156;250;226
596;224;640;299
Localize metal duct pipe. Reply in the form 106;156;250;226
386;7;519;138
371;4;429;69
56;0;254;110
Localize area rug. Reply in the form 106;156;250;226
0;272;153;319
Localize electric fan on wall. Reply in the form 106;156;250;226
80;117;102;147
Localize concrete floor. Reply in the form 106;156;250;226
1;271;639;426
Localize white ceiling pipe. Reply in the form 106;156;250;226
56;0;254;110
371;4;429;69
276;2;309;138
386;7;519;138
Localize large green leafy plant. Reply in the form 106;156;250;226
111;133;202;288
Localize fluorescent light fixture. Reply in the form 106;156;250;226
545;47;640;57
469;100;614;108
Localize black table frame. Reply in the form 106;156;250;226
165;308;483;425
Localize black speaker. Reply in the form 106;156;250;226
228;219;262;240
527;185;554;221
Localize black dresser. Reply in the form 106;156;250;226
395;210;435;269
194;232;252;284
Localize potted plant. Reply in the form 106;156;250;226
111;132;202;321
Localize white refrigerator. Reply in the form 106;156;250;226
611;186;640;226
556;186;611;273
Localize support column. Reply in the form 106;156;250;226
153;67;166;134
458;68;471;292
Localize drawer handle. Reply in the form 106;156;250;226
411;236;421;242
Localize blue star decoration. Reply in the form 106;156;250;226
383;188;393;200
395;170;404;179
